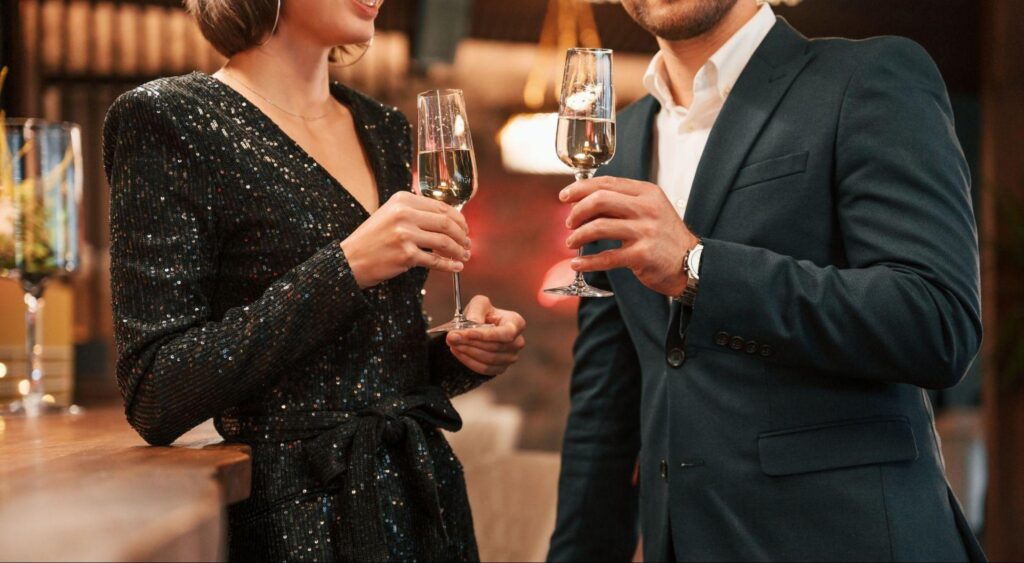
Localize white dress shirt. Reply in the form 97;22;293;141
643;2;776;219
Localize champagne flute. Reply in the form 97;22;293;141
1;119;83;416
417;89;492;334
545;48;616;298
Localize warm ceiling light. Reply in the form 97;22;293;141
500;0;602;174
498;113;567;175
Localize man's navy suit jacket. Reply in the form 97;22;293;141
548;17;985;563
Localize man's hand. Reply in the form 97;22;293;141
562;176;700;297
446;296;526;376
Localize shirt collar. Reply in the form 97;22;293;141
642;2;776;112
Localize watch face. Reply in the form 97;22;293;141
688;245;703;280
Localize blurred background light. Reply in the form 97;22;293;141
498;113;566;175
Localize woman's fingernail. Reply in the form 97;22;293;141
463;251;471;261
450;334;462;343
559;189;569;202
465;238;472;249
566;238;574;248
453;261;464;271
570;258;581;269
565;217;572;228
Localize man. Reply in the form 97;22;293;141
548;0;985;561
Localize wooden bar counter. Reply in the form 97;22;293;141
0;407;252;562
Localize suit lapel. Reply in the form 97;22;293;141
613;95;660;183
684;18;814;238
603;95;670;329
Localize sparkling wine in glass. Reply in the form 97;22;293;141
1;118;83;416
417;89;492;334
545;48;616;298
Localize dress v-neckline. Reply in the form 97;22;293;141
197;71;384;217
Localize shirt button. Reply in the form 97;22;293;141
667;348;685;368
730;336;745;351
744;341;759;355
714;331;730;346
660;459;669;481
759;344;775;357
675;199;686;208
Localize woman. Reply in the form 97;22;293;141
103;0;526;560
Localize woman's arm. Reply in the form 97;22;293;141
105;89;372;445
428;335;492;397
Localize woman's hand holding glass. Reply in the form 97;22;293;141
446;296;526;376
340;190;471;289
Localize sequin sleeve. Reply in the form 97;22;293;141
427;335;493;397
104;89;372;446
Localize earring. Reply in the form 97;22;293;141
257;0;282;46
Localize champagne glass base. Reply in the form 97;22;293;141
544;283;614;298
427;318;494;334
6;400;84;417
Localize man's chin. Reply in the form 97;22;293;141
626;0;740;41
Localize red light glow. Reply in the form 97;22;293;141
537;258;578;308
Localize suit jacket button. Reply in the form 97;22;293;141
759;344;774;357
744;340;758;354
660;459;669;481
714;331;730;346
667;348;685;368
730;336;745;351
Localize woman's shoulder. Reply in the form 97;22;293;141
105;73;211;132
102;74;214;175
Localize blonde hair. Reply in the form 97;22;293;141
185;0;367;62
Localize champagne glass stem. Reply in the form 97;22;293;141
452;272;466;323
569;168;595;292
23;289;45;416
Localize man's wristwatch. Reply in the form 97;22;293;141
676;240;703;307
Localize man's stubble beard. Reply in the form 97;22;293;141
624;0;741;41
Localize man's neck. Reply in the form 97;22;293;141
658;1;760;108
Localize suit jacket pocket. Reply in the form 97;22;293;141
758;416;918;477
733;151;809;191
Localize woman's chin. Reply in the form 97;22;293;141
329;20;375;45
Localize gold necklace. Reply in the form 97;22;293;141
225;71;334;121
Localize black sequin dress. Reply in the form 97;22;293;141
103;72;488;562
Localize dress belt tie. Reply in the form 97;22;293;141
231;386;463;561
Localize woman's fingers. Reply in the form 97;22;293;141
410;230;470;262
411;248;463;273
446;296;525;376
449;347;505;376
451;345;518;366
423;197;470;234
406;197;470;236
407;209;470;249
460;295;493;324
454;323;519;343
446;338;521;352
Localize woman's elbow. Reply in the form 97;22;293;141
126;403;183;446
121;375;186;446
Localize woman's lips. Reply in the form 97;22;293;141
350;0;381;17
